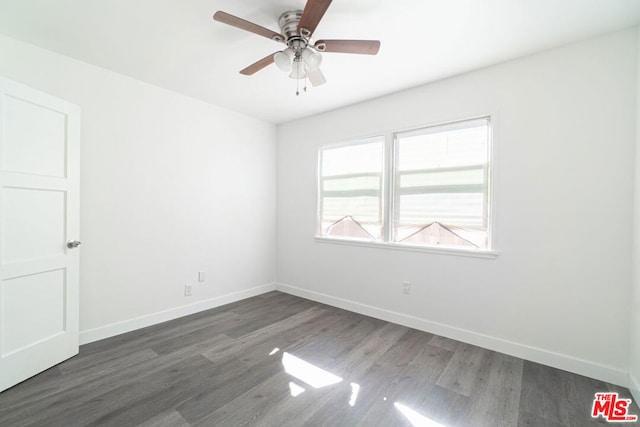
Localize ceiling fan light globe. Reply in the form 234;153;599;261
303;51;322;72
274;50;293;72
288;70;306;79
289;63;306;79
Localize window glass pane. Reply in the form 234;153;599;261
393;118;490;250
399;167;485;191
322;142;383;176
323;196;381;224
398;123;487;170
396;193;484;226
319;138;384;240
323;174;380;194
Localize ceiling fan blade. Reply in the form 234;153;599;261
307;68;327;87
297;0;333;37
214;11;285;42
240;53;277;75
315;39;381;55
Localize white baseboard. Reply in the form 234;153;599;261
630;373;640;407
79;283;276;345
276;282;629;387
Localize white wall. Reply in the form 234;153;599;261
630;27;640;403
0;35;277;343
277;28;637;386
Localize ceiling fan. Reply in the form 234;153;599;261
213;0;381;94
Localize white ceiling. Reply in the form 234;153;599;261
0;0;639;124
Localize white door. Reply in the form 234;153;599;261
0;76;80;392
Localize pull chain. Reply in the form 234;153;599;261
296;60;301;95
293;59;308;96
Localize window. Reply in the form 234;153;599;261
318;137;384;241
393;118;490;249
318;117;492;252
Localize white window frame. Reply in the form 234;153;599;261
316;115;497;259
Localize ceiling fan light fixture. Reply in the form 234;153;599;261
274;48;294;72
301;48;322;72
289;59;306;79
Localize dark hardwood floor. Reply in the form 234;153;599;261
0;291;637;426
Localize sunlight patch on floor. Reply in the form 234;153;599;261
394;402;446;427
288;381;306;397
282;352;343;388
349;383;360;407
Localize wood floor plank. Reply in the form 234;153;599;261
436;342;493;396
199;306;331;366
283;315;386;370
192;370;295;426
370;339;470;426
463;351;524;427
74;310;238;365
82;355;219;427
224;297;317;338
428;334;461;352
333;322;412;381
135;410;190;427
518;410;566;427
230;291;305;315
395;383;470;427
0;291;636;427
175;353;283;423
356;343;459;427
59;347;159;375
518;361;610;426
0;364;61;405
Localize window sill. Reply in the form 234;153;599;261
314;236;499;259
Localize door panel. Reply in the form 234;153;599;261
2;94;67;177
1;269;66;356
0;76;80;392
2;188;66;263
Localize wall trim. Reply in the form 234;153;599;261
276;282;628;387
631;373;640;408
79;283;276;345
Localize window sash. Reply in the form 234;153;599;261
392;117;490;249
318;138;384;240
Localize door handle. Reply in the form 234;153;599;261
67;240;82;249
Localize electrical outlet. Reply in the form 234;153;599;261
402;282;411;295
198;271;206;282
184;283;192;296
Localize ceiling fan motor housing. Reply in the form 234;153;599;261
278;10;303;38
278;10;311;53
